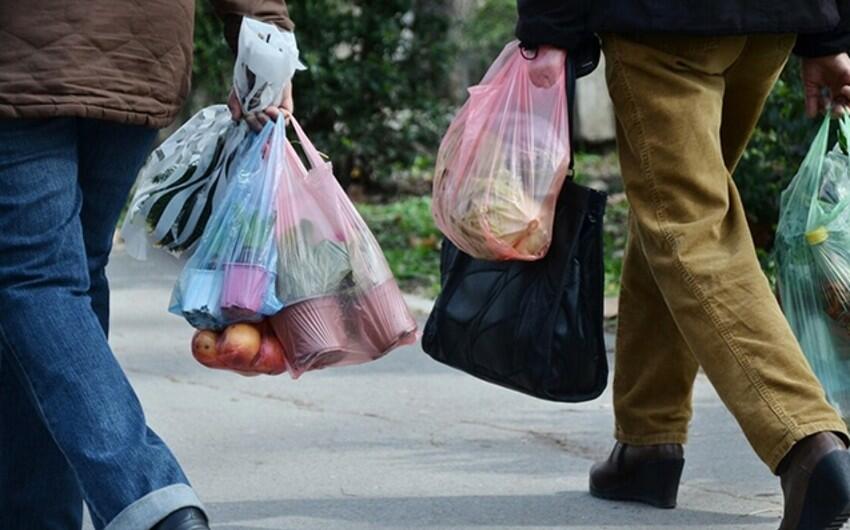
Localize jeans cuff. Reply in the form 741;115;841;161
104;484;205;530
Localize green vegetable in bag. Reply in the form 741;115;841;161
450;169;549;259
276;220;353;301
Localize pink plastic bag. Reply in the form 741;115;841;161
432;42;571;261
270;117;418;378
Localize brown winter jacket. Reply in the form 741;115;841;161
0;0;293;129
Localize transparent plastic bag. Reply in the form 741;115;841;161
432;41;571;261
268;117;418;377
776;114;850;422
122;105;248;259
169;122;284;329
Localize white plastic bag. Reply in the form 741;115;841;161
122;105;247;259
233;18;306;114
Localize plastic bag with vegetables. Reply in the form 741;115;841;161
776;114;850;422
432;41;571;261
268;117;418;378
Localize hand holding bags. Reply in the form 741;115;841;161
122;18;306;259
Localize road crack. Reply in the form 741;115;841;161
682;482;782;508
458;419;606;460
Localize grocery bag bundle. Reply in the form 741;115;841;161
776;114;850;420
125;18;416;378
171;118;417;377
431;42;572;261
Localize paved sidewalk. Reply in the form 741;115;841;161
83;246;788;530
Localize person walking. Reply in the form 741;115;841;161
517;2;850;529
0;1;294;529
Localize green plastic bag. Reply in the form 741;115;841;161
776;114;850;422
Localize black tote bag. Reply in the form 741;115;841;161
421;56;609;402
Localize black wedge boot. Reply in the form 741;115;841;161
589;442;685;509
778;432;850;530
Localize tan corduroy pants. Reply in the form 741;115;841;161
601;33;848;472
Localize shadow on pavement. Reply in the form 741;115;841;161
206;492;775;528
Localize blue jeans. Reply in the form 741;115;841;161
0;119;204;530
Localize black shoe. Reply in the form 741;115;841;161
152;507;210;530
589;442;685;509
779;432;850;530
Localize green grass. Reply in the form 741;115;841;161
356;197;443;298
357;192;630;300
604;197;628;296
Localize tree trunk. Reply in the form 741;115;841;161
448;0;476;100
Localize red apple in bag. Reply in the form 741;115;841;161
192;330;221;368
218;323;262;370
254;329;288;375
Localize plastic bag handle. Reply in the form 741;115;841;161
802;114;834;229
813;113;832;171
839;112;850;155
565;54;576;180
287;115;326;170
810;113;850;228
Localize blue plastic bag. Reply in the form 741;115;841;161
170;120;286;329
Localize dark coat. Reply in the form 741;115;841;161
517;0;850;77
